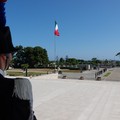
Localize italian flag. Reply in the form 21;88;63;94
54;21;60;36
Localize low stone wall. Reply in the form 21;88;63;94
6;73;58;80
32;73;58;79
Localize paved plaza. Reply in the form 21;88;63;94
31;68;120;120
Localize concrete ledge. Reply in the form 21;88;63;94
32;73;58;79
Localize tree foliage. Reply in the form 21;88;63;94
13;45;49;68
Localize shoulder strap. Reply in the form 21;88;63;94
12;78;33;100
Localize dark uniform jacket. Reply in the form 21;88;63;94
0;74;34;120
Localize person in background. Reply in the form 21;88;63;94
0;0;36;120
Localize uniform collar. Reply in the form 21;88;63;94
0;69;5;76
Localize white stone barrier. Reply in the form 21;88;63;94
32;73;58;79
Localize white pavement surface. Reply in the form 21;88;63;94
31;68;120;120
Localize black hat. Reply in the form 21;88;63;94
0;26;18;54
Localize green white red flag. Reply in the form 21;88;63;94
54;21;60;36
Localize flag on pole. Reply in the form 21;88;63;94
54;21;60;36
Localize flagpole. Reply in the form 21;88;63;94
54;21;60;72
54;35;56;71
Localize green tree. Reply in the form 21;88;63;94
21;64;29;76
59;57;65;67
67;58;78;65
91;58;101;66
13;45;25;68
33;46;49;67
13;45;49;68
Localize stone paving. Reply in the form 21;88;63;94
31;67;120;120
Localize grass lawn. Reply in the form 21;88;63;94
6;68;81;76
103;72;111;77
7;68;54;76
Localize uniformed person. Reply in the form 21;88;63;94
0;0;36;119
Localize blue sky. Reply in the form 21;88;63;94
5;0;120;60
